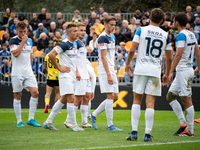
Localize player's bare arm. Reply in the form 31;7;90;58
12;34;28;57
114;58;119;83
48;49;70;73
162;50;172;86
101;49;113;85
125;42;138;74
194;43;200;74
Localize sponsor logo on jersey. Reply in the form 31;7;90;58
55;46;60;50
100;43;104;46
72;47;76;50
147;30;163;38
10;45;14;49
24;43;28;46
110;40;114;43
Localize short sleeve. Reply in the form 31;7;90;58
176;33;186;48
165;33;172;50
9;38;18;51
132;27;141;43
98;36;108;50
54;42;65;54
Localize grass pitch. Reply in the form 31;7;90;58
0;109;200;150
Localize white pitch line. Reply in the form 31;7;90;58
0;111;31;113
61;140;200;150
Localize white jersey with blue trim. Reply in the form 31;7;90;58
133;25;172;78
10;36;34;76
97;31;115;75
76;39;89;79
175;29;197;71
54;38;78;79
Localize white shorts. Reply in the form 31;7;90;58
11;76;38;93
59;77;75;96
75;79;91;95
169;68;194;97
133;75;161;96
98;74;119;94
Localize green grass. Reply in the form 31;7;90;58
0;109;200;150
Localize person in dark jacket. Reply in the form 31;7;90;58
7;11;16;28
29;13;41;32
3;8;11;25
115;13;122;27
18;14;25;21
37;33;49;52
38;8;46;22
114;26;128;46
45;40;54;55
42;13;53;30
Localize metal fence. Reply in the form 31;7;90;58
0;11;180;23
1;55;200;87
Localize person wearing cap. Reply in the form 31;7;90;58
42;12;53;30
88;7;95;19
35;23;48;41
72;10;83;24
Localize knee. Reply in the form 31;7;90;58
107;93;115;100
32;90;39;98
14;92;22;100
166;92;176;103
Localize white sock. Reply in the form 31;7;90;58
29;97;38;120
131;104;140;131
145;108;154;134
46;100;64;123
13;99;22;124
92;99;106;117
186;105;194;133
67;103;77;127
88;100;91;115
105;99;113;127
81;105;88;124
170;100;186;126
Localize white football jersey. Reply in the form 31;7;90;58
54;38;77;79
10;36;34;77
97;31;115;75
76;39;89;79
175;29;197;71
133;25;172;78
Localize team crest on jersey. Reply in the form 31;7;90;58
55;46;60;50
110;40;114;43
100;43;104;46
72;47;76;50
24;43;28;46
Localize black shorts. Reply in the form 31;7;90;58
47;80;59;87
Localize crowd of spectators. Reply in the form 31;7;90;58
0;5;200;85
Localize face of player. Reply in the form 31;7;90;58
17;28;27;39
78;26;86;40
69;27;78;41
105;20;116;34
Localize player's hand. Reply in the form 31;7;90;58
21;34;28;43
89;74;92;81
125;64;132;74
76;72;81;80
116;73;119;83
162;74;170;87
59;67;71;73
107;74;113;85
90;92;94;100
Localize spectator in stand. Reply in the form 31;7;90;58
45;40;54;55
88;7;95;19
87;26;95;45
194;16;200;35
1;32;10;47
186;13;194;25
101;12;108;25
42;12;53;30
24;19;33;32
38;8;46;22
35;23;48;41
87;47;96;62
186;5;192;14
3;8;11;25
83;18;90;35
128;17;137;36
194;6;200;20
186;23;191;30
18;14;25;21
190;26;199;43
29;13;41;33
10;18;18;37
93;18;104;35
27;25;34;43
89;12;96;26
114;26;128;47
4;27;11;38
142;9;150;23
37;33;49;52
53;31;62;46
121;20;132;40
7;11;16;28
160;12;172;32
47;22;57;37
115;42;127;57
115;13;122;27
120;47;128;61
61;23;68;40
96;6;105;20
89;32;98;51
56;18;65;33
140;16;149;26
134;9;142;24
116;53;125;71
72;10;83;24
55;12;65;25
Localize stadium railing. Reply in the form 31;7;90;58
1;55;200;87
0;12;179;23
